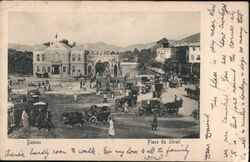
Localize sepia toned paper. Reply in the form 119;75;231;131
0;1;248;161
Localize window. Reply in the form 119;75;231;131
47;66;51;72
42;54;45;61
37;54;40;61
42;66;46;72
72;54;75;61
72;66;75;72
191;55;194;60
77;54;81;61
197;55;200;60
37;66;40;72
63;66;66;73
193;47;196;51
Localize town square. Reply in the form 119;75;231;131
7;12;200;138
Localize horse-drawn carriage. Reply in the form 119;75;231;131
136;98;167;117
169;79;179;88
61;104;115;127
136;97;184;117
36;72;49;78
115;85;140;111
62;112;85;128
85;104;115;126
8;100;53;133
164;98;183;115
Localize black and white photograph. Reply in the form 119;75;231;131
7;12;201;139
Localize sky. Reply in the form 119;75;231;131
8;12;200;47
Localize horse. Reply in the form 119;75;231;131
62;112;85;128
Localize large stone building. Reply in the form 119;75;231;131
171;42;200;75
86;50;121;77
33;41;85;78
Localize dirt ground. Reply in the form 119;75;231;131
8;77;199;138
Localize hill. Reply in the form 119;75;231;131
176;33;200;44
8;33;200;52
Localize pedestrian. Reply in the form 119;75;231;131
152;115;158;131
111;91;114;98
96;88;100;96
48;84;51;91
124;101;128;113
80;81;83;89
22;108;29;128
74;93;77;102
108;117;115;136
103;93;107;103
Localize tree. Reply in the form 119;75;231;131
137;48;157;73
8;49;33;75
163;59;177;80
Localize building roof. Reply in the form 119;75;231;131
44;41;71;50
71;44;84;51
156;38;169;44
173;41;200;47
33;44;49;51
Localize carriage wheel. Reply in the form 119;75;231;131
138;109;146;117
108;114;115;121
89;116;97;126
160;109;167;116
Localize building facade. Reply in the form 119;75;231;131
86;50;121;77
33;41;85;78
151;38;171;63
171;42;200;76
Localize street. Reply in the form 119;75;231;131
8;79;199;138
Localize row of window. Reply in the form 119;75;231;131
36;66;67;73
190;55;200;61
36;54;46;61
71;54;81;61
36;54;82;61
36;66;80;73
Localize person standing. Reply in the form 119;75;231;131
74;93;77;102
103;93;107;103
152;115;158;131
108;117;115;136
80;81;83;89
124;101;128;113
22;108;29;129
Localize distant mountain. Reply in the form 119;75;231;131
8;43;33;51
8;33;200;52
83;42;122;51
121;42;156;51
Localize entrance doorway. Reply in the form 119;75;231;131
52;65;60;74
